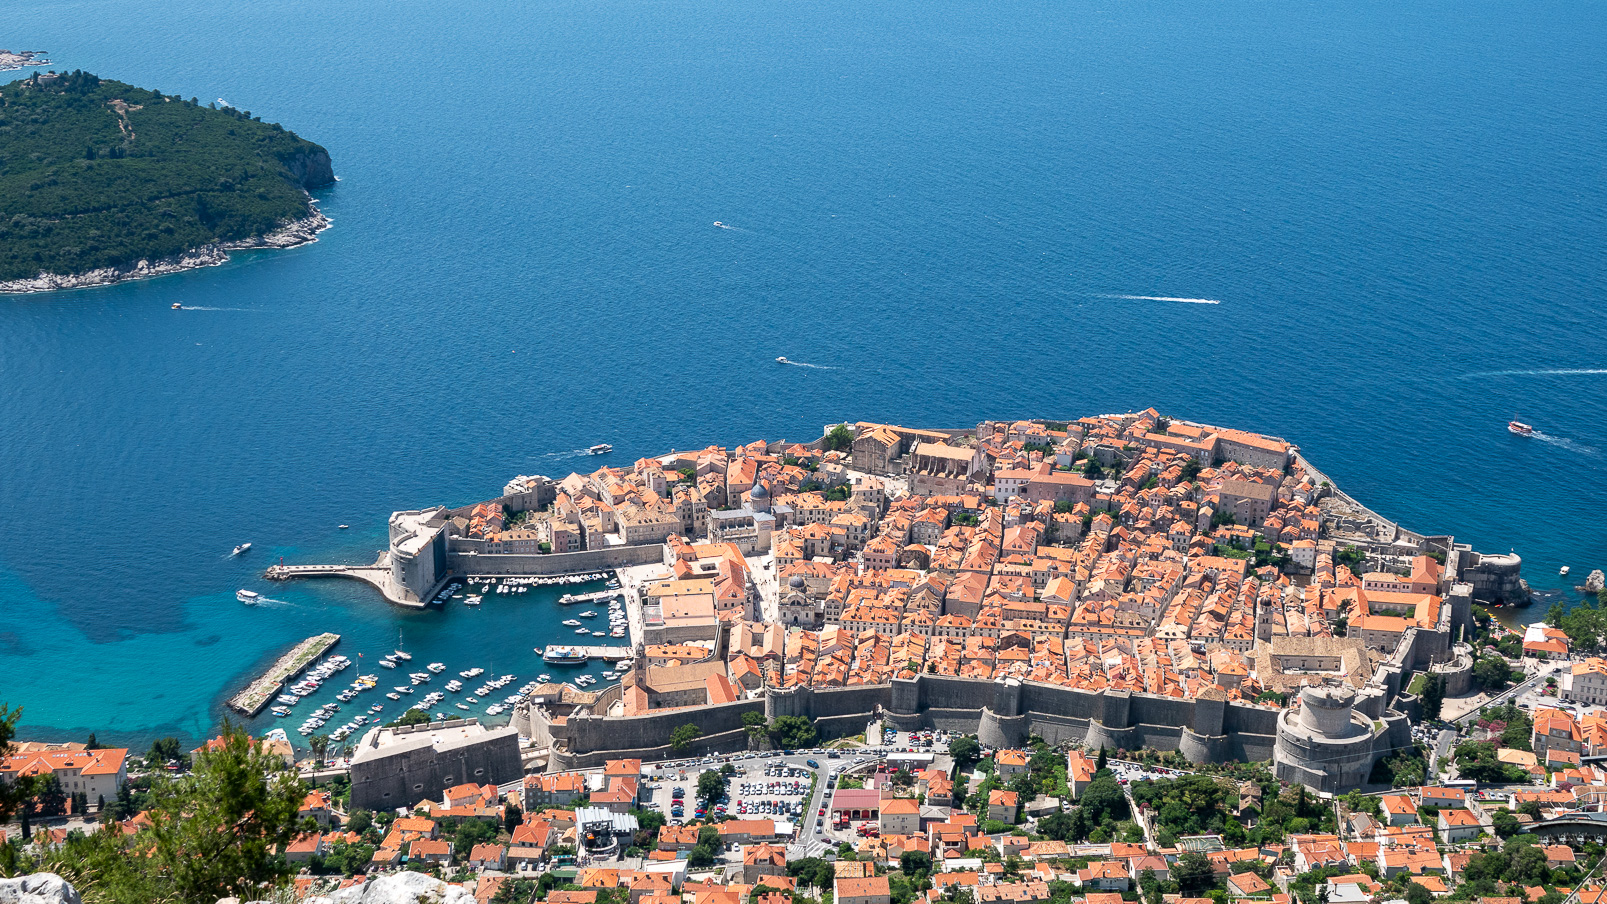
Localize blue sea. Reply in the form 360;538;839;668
2;0;1605;750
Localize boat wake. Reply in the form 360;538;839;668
1530;431;1599;456
175;305;252;311
1463;368;1607;378
1095;293;1221;305
776;358;835;370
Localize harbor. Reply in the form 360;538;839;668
227;632;341;717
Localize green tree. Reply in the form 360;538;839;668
34;775;67;817
742;711;768;739
1492;809;1521;838
1078;772;1129;825
1095;747;1108;771
1172;852;1216;894
824;424;854;452
388;708;430;728
146;736;183;765
503;801;523;834
308;734;330;763
0;705;35;824
1473;656;1516;691
1421;674;1445;721
492;878;538;904
1403;882;1432;904
697;768;729;803
767;715;818;749
671;723;703;753
41;721;311;904
949;736;982;771
346;809;373;835
901;850;932;875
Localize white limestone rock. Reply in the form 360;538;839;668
0;874;84;904
302;872;473;904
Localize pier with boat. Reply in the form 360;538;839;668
540;644;632;664
228;633;341;716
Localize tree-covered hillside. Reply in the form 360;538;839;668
0;71;333;282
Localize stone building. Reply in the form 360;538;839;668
350;719;521;812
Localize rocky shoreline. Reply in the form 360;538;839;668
0;202;331;295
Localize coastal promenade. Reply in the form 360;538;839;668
228;632;340;716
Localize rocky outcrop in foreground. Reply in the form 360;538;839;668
299;873;474;904
0;205;331;295
0;874;83;904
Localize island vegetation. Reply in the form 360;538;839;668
0;70;333;286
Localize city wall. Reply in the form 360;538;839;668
448;545;665;576
543;673;1287;770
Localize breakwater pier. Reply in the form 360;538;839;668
228;632;341;716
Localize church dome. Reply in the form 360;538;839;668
788;574;806;591
751;480;770;499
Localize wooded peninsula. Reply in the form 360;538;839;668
0;71;333;289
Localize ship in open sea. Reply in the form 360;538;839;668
1509;419;1534;437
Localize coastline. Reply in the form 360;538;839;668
0;200;331;295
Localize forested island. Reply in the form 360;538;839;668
0;71;334;292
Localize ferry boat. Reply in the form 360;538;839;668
1509;419;1535;436
588;443;613;455
231;543;252;556
544;646;589;666
236;589;262;604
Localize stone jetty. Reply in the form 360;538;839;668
228;632;340;716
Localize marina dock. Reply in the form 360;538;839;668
540;644;632;662
228;633;341;716
557;589;623;605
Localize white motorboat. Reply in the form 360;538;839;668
538;673;552;682
237;589;261;604
232;543;252;556
445;680;462;692
426;661;445;673
379;660;396;668
563;619;582;627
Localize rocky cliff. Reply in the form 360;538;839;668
302;873;474;904
0;874;83;904
283;147;336;189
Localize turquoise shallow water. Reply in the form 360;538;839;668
1;0;1605;749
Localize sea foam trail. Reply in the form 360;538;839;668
1531;432;1600;456
1096;293;1221;305
778;359;835;370
1463;368;1607;377
176;305;253;311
